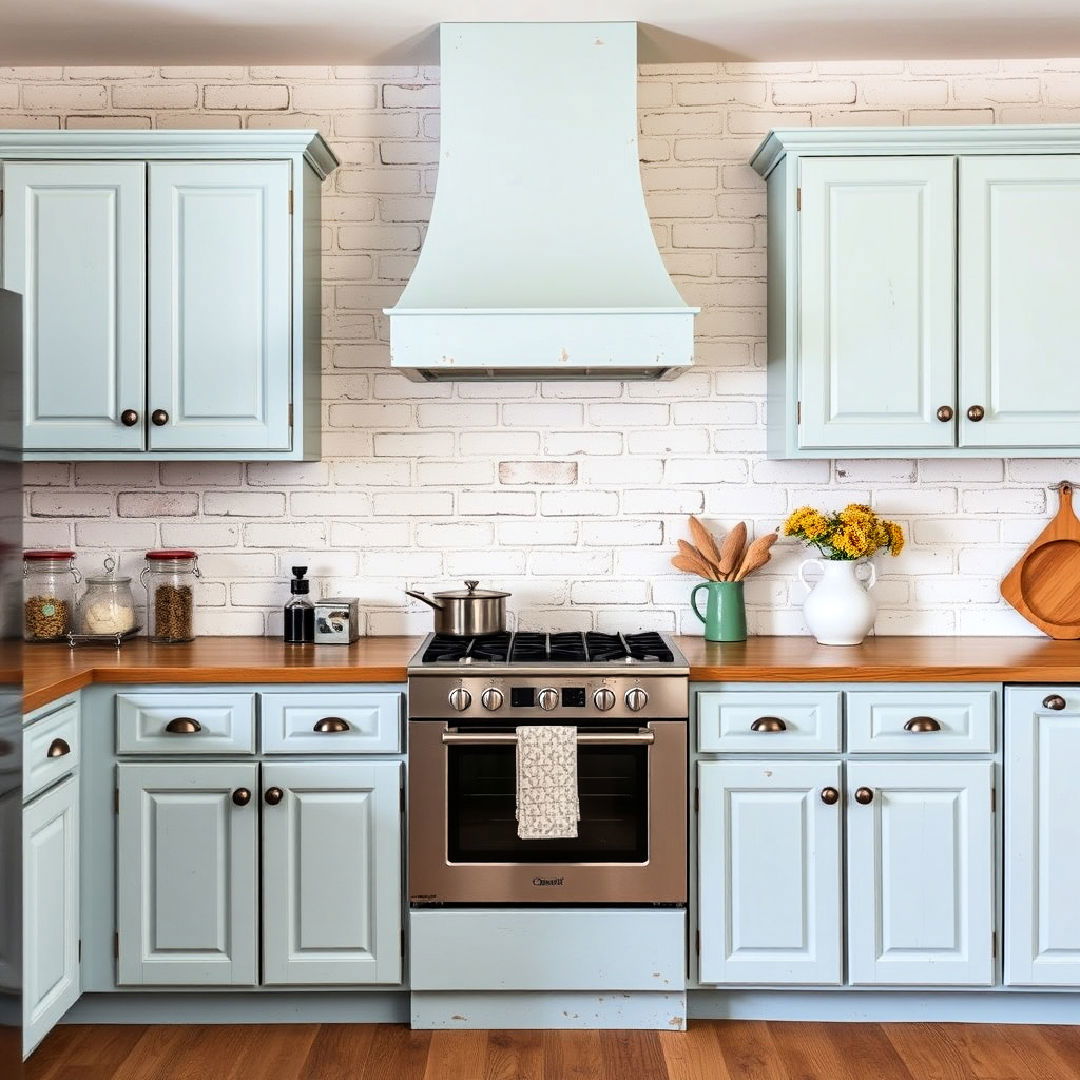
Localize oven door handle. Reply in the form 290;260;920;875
440;730;655;746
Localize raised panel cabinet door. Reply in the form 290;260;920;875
797;157;957;450
262;761;402;985
23;776;79;1057
3;162;146;451
116;762;258;986
847;761;994;986
697;760;843;985
959;156;1080;449
1005;688;1080;986
147;161;292;451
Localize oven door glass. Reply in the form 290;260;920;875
446;735;648;863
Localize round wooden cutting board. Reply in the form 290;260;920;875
1001;482;1080;639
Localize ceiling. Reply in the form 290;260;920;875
3;0;1080;66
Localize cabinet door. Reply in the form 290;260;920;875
797;157;956;450
959;156;1080;449
1005;688;1080;986
262;761;402;985
147;161;292;451
847;761;994;986
3;162;146;452
698;760;842;985
23;776;79;1057
117;762;257;986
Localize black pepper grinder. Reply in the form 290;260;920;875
283;566;315;644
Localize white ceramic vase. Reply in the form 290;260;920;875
798;559;877;646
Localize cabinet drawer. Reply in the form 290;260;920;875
24;700;79;800
846;690;995;753
697;691;842;753
260;693;402;754
116;693;256;754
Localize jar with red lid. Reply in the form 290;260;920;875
23;550;80;641
141;550;200;643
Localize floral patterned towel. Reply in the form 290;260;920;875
515;725;580;839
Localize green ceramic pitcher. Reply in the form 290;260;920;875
690;580;747;642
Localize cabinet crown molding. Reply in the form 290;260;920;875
0;129;339;179
751;123;1080;178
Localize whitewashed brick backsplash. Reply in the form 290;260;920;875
11;61;1080;637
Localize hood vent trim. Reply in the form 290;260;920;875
386;22;697;382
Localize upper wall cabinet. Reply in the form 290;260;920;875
752;126;1080;459
0;131;337;461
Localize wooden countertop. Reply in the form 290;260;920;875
22;635;1080;714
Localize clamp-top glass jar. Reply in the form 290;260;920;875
23;550;80;641
75;557;137;638
142;550;200;643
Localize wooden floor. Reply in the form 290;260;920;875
24;1021;1080;1080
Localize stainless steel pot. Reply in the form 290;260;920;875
405;580;510;636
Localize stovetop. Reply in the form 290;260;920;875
409;631;688;676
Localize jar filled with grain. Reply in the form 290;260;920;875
23;550;80;641
141;550;200;643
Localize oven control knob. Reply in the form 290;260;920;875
624;688;649;713
537;688;559;711
447;687;472;712
480;687;504;712
593;688;616;712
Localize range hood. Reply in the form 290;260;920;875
386;22;698;382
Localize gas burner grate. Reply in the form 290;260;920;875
509;632;549;662
421;632;511;664
624;632;676;664
548;632;588;662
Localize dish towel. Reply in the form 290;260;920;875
515;725;580;839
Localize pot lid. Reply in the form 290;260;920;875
431;579;510;600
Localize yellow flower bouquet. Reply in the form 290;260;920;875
782;504;904;561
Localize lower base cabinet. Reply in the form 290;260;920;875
117;760;402;987
24;776;80;1055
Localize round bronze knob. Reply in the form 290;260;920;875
821;787;839;806
264;787;284;806
313;717;350;733
232;788;251;807
904;716;942;733
151;408;169;426
1043;694;1067;712
120;409;139;427
966;405;985;422
165;717;202;734
936;405;954;422
854;787;874;805
751;716;787;733
47;737;71;758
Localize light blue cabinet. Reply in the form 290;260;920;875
1;131;337;461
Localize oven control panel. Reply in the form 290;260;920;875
409;675;688;720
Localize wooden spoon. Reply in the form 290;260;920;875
716;522;748;581
671;553;717;580
677;539;720;580
734;531;779;581
688;516;724;570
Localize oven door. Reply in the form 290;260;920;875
408;719;687;905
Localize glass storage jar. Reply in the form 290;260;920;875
142;550;200;643
75;557;137;638
23;550;80;641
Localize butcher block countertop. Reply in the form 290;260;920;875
22;635;1080;714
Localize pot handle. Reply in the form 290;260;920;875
690;582;709;624
797;559;821;593
404;590;443;611
855;561;877;590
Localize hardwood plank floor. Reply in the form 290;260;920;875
24;1022;1080;1080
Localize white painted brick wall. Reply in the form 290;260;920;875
9;61;1080;637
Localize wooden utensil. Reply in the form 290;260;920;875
677;539;719;580
734;531;778;581
716;522;748;581
1001;482;1080;639
688;516;723;570
671;553;718;579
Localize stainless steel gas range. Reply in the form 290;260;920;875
407;631;689;906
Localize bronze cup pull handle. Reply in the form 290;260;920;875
264;787;284;806
47;737;71;758
904;716;942;733
750;716;787;733
313;717;350;733
165;717;202;734
821;787;839;806
232;788;251;807
854;787;874;805
1043;694;1067;711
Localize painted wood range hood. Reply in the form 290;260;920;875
386;22;698;381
